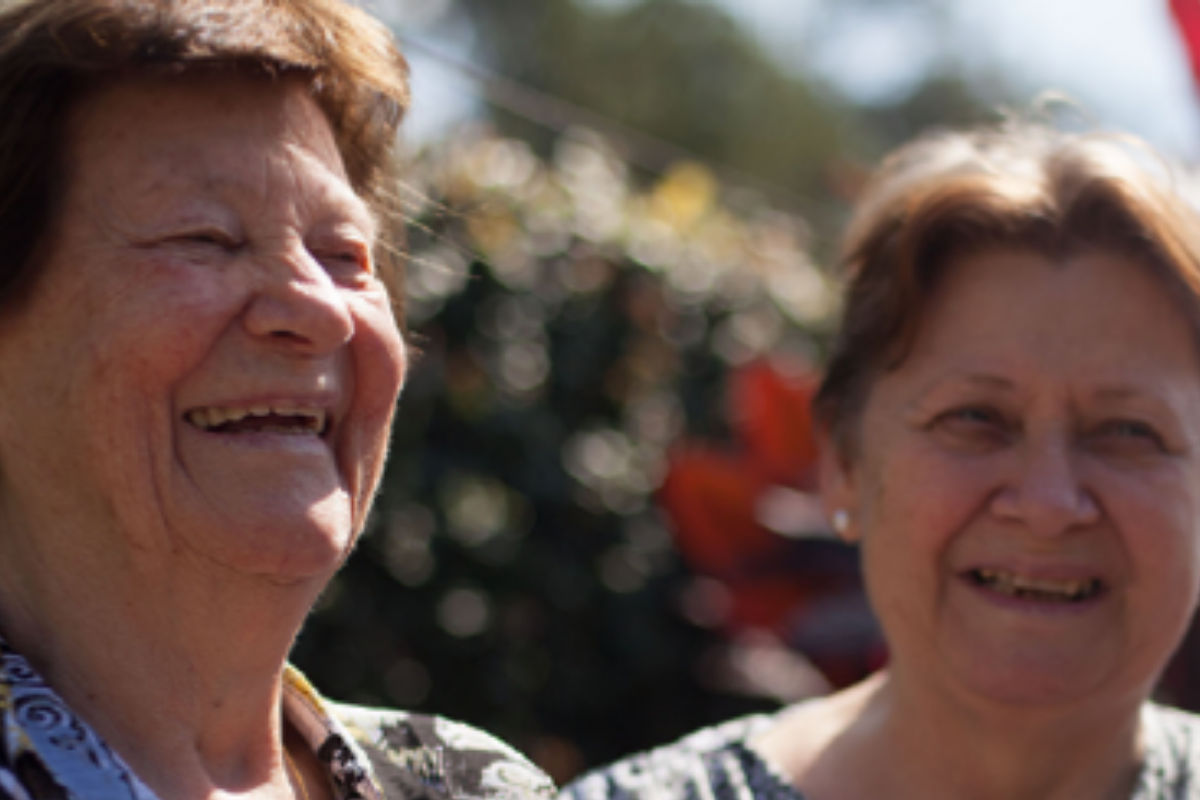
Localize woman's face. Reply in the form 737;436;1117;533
824;247;1200;709
0;76;406;581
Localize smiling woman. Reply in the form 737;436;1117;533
0;2;553;799
563;123;1200;800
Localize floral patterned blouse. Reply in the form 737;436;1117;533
561;701;1200;800
0;636;555;799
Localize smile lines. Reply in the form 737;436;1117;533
968;568;1103;603
184;403;329;436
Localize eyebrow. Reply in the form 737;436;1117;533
905;372;1015;415
314;181;377;240
955;378;1156;405
1092;386;1141;400
200;170;378;241
1088;385;1172;409
918;373;1017;396
959;374;1015;391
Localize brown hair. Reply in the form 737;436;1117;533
814;122;1200;454
0;0;410;318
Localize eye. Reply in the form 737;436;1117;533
312;239;372;281
1089;418;1167;454
936;405;1006;429
171;229;242;252
322;249;368;270
929;405;1012;450
943;406;998;424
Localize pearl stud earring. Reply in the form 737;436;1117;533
831;509;849;535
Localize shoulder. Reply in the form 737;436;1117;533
560;713;796;800
1141;702;1200;797
327;701;556;800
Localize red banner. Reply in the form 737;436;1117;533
1171;0;1200;90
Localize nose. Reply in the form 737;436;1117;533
241;244;354;354
990;434;1100;536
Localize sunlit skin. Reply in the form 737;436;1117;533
847;248;1200;710
0;74;405;580
756;248;1200;799
0;76;405;797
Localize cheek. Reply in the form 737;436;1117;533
343;298;405;481
855;448;999;631
857;443;991;554
73;311;217;488
89;288;231;416
352;300;406;423
1105;469;1200;606
85;255;241;377
1113;482;1200;677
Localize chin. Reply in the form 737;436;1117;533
195;500;358;582
949;651;1115;709
964;675;1093;708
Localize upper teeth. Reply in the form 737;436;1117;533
185;404;327;433
974;569;1097;599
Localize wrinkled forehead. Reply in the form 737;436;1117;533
58;73;375;237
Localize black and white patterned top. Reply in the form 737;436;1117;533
561;702;1200;800
0;636;555;799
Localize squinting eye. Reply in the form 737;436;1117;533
950;407;992;422
315;243;372;277
938;406;1003;428
1094;419;1166;451
929;405;1012;450
175;230;240;251
329;252;366;268
1108;421;1152;437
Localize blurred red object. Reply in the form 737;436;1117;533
727;359;819;487
659;445;778;576
659;358;823;631
659;358;883;689
1171;0;1200;90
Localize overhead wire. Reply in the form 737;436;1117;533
398;35;816;215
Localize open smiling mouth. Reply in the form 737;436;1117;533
184;405;329;436
966;569;1104;603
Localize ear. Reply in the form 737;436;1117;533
817;425;859;543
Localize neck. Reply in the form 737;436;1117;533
0;515;329;796
861;668;1145;800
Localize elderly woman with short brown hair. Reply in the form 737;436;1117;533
0;1;554;798
564;123;1200;799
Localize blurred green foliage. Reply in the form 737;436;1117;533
289;0;1031;784
452;0;994;200
459;0;852;201
294;126;839;780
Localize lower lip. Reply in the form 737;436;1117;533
182;423;331;453
959;574;1106;617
